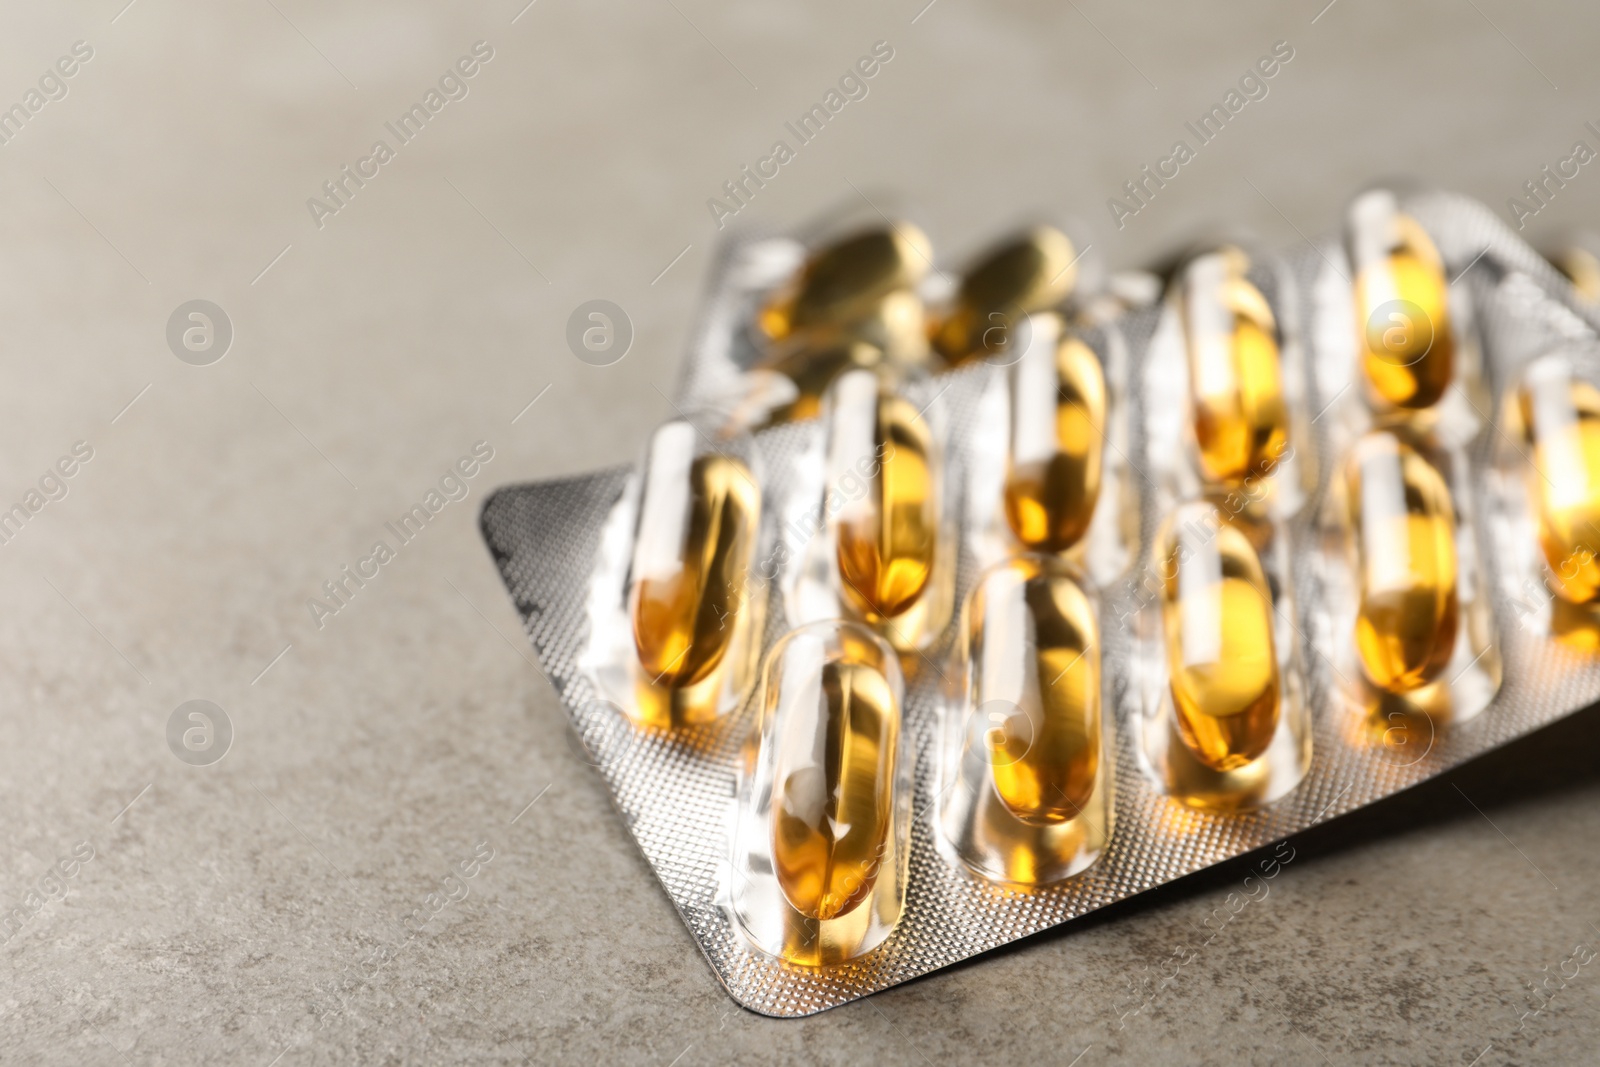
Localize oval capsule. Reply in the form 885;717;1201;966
628;422;761;694
1003;316;1107;553
966;557;1101;824
769;634;901;921
1348;191;1455;410
827;370;939;622
1345;431;1460;691
1179;251;1289;485
934;226;1079;365
760;224;932;342
1157;503;1280;771
1516;356;1600;603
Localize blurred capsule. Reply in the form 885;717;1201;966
827;370;940;624
1003;315;1106;553
1347;190;1455;410
759;224;933;343
935;226;1079;365
1179;250;1289;485
1346;431;1459;692
1548;243;1600;303
1157;503;1280;772
1516;355;1600;603
969;557;1102;824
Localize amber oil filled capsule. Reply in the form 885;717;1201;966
1347;190;1455;411
934;226;1079;366
1344;431;1459;692
1179;250;1289;485
1138;503;1310;810
1158;503;1280;770
758;224;932;364
1003;314;1107;553
730;621;909;966
625;421;762;727
822;368;949;649
938;555;1111;884
1515;355;1600;605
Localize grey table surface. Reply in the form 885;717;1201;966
3;1;1599;1064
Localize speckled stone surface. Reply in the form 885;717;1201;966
1;1;1598;1064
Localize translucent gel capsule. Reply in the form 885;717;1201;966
759;224;932;343
730;621;909;966
1004;315;1107;553
934;226;1079;365
1516;356;1600;604
1137;503;1310;810
938;555;1110;884
1345;432;1459;692
826;369;943;642
1179;251;1289;485
771;655;899;920
1157;503;1280;771
1348;190;1455;411
625;421;761;727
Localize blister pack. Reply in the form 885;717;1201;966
480;191;1600;1017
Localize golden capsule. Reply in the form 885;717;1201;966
1003;317;1106;552
770;645;900;921
968;557;1101;824
1550;244;1600;303
1345;431;1459;691
829;371;938;622
1348;192;1455;410
628;423;760;715
1516;357;1600;604
1179;251;1289;485
759;224;932;342
934;226;1078;365
1157;503;1280;772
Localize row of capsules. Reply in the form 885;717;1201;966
593;192;1595;969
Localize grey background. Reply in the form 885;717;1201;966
1;0;1598;1063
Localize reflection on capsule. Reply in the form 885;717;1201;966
1157;503;1280;772
760;224;932;343
1517;356;1600;604
1180;251;1289;485
1345;431;1459;692
1004;316;1106;553
1348;191;1455;410
628;422;760;721
828;370;939;622
770;649;900;922
969;557;1101;823
934;226;1078;365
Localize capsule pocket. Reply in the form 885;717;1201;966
1135;502;1311;811
1492;350;1600;647
729;621;911;966
787;367;956;653
1320;428;1501;736
586;419;766;729
937;555;1112;884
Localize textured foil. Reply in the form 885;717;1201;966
480;193;1600;1017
